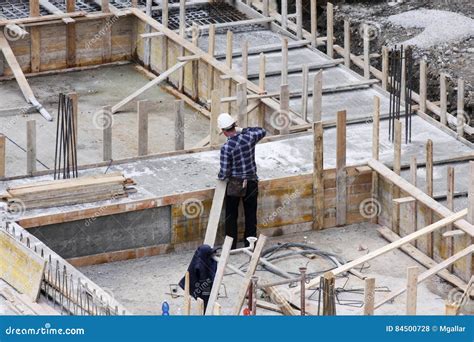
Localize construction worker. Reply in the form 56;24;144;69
217;113;266;249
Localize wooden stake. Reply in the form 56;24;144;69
326;3;334;59
101;0;110;13
296;0;303;39
382;46;389;90
312;70;323;122
439;72;447;125
210;90;220;146
446;166;454;270
336;110;347;226
207;24;215;99
137;101;149;156
213;302;221;315
406;266;419;315
66;0;76;67
26;120;36;175
241;40;248;79
143;0;152;67
419;58;427;114
392;200;400;235
131;0;138;7
363;24;370;79
281;0;288;30
313;121;324;230
344;20;350;68
184;271;191;315
310;0;317;48
468;161;474;225
301;64;309;121
102;106;112;161
179;0;186;37
372;96;380;160
425;139;433;256
225;30;233;69
196;298;204;315
279;84;290;135
30;28;40;73
0;134;5;178
394;119;401;175
322;272;336;315
175;100;185;151
281;37;288;85
29;0;40;17
263;0;269;17
457;78;465;137
258;53;266;93
363;277;375;315
410;156;418;246
410;156;417;186
237;83;248;128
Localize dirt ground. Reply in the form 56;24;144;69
79;222;472;316
308;0;473;122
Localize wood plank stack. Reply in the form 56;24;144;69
0;172;136;210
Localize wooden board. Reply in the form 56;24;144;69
0;230;46;302
203;180;227;247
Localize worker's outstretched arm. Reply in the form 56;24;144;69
245;127;266;144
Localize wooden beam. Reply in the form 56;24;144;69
241;40;248;79
184;271;190;315
206;236;233;315
419;58;427;114
0;134;5;178
30;27;40;73
137;101;149;156
381;46;388;90
207;24;215;98
175;100;184;151
281;0;288;30
457;78;465;137
233;235;267;315
363;277;375;315
368;159;474;236
425;139;434;257
102;106;113;161
312;70;323;122
301;64;309;122
372;96;380;160
439;72;447;125
30;0;40;17
406;266;419;315
203;180;227;247
363;24;370;79
281;37;288;85
40;0;75;23
344;20;350;68
279;84;290;135
112;61;188;113
258;53;266;93
236;83;248;128
296;0;303;39
66;0;76;67
313;121;324;230
336;110;347;226
310;0;317;48
326;3;334;59
26;120;36;175
179;0;185;37
210;89;220;147
393;119;401;175
468;162;474;225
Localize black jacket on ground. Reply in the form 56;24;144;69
179;244;218;307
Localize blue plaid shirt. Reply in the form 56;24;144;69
218;127;266;180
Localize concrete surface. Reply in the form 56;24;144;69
79;222;456;315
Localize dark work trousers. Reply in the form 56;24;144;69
225;180;258;249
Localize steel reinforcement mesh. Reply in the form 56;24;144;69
0;0;49;19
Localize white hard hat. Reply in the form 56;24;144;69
217;113;236;130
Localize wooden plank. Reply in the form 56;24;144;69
336;110;347;226
26;120;36;175
40;0;75;23
457;79;465;137
102;105;112;161
363;24;370;79
279;84;290;135
295;0;302;39
205;236;233;315
210;89;220;147
207;24;215;99
203;180;227;247
310;0;317;47
406;266;419;315
419;59;427;114
393;119;401;175
0;230;46;302
372;96;380;160
301;64;309;121
326;3;334;58
439;73;447;125
184;271;190;315
175;100;184;151
469;162;474;224
425;139;433;256
368;159;474;236
374;242;473;309
313;121;324;230
30;27;40;73
281;37;288;85
344;20;350;68
30;0;40;17
381;47;388;90
236;83;247;128
363;277;375;315
447;166;455;269
0;134;5;177
313;70;322;122
259;53;266;92
111;61;188;113
233;235;267;315
281;0;288;30
137;101;149;156
241;40;248;79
